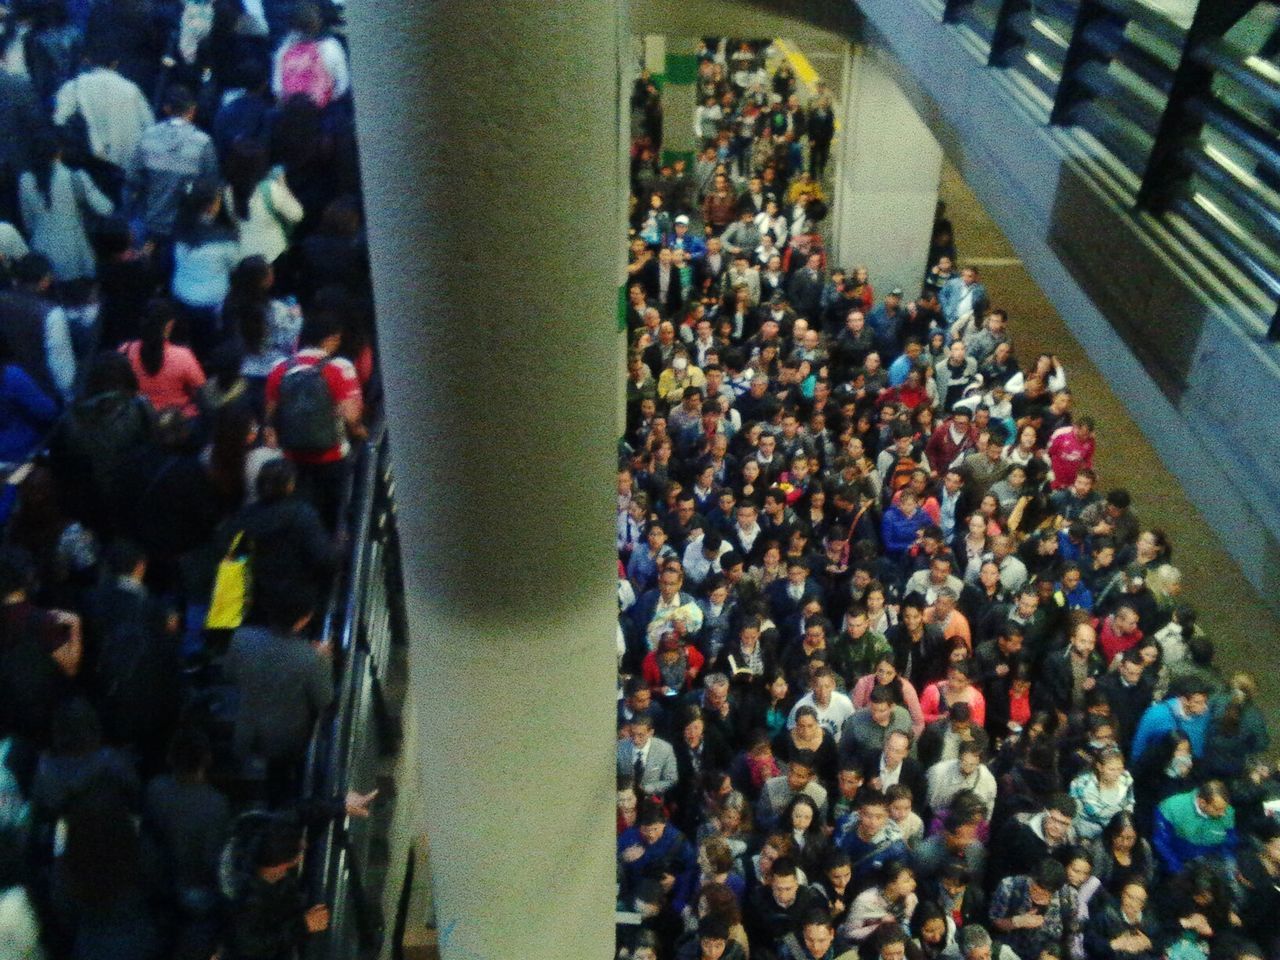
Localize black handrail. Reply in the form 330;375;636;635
301;417;396;958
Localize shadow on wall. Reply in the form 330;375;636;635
1046;166;1204;401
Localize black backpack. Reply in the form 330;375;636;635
275;357;341;453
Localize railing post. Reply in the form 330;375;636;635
1269;303;1280;342
1135;0;1256;211
1050;0;1129;125
943;0;975;25
990;0;1032;67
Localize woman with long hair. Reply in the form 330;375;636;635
19;129;114;282
1088;811;1154;898
223;138;304;267
171;179;239;358
223;256;301;417
119;298;206;417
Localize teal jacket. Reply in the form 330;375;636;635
1152;789;1237;874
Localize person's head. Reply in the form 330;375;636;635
1029;857;1067;904
868;684;897;726
1174;675;1211;717
800;911;835;958
769;856;800;905
785;739;818;788
838;764;865;800
696;915;730;959
857;789;889;840
881;861;916;901
1196;780;1231;819
1101;811;1140;861
1069;618;1096;658
883;730;911;770
1118;880;1148;921
1094;746;1125;788
885;784;913;825
1059;845;1092;888
1042;795;1077;843
658;566;683;602
959;923;994;960
637;799;667;844
629;712;654;749
788;794;821;835
957;740;983;777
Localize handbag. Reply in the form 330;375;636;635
205;531;252;629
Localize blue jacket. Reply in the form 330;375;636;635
881;506;929;559
1130;698;1210;764
618;823;697;901
0;364;58;463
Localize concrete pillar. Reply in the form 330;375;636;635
830;43;945;299
643;34;666;74
344;4;622;960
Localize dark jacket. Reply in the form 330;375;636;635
227;496;339;625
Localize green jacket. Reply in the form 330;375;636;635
829;629;891;685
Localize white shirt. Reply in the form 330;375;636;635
53;68;155;168
879;757;904;789
788;691;855;742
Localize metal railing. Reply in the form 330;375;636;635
926;0;1280;339
303;417;408;959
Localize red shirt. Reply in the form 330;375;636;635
1098;615;1143;663
1047;426;1095;490
265;348;361;464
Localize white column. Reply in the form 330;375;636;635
831;43;945;298
345;4;623;960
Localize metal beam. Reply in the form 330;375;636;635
989;0;1031;67
1135;0;1257;211
1049;0;1131;126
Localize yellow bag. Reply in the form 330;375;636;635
206;531;251;629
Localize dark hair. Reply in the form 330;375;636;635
770;855;798;879
256;458;298;503
175;178;234;245
138;298;176;377
225;256;274;354
83;350;139;397
224;138;270;220
163;83;196;117
208;402;254;507
1032;856;1067;891
255;817;305;869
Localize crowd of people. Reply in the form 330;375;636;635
0;1;380;957
615;38;1277;960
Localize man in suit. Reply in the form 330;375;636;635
617;711;679;797
694;236;728;295
626;565;704;669
641;246;684;317
862;730;926;812
787;252;825;323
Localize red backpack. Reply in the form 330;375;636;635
279;40;335;108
